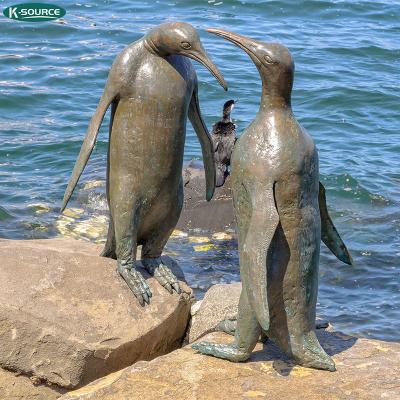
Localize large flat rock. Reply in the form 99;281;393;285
0;238;193;389
62;331;400;400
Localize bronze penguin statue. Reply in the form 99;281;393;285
211;99;237;187
61;22;227;306
192;29;352;371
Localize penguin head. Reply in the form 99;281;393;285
207;28;294;100
145;22;227;90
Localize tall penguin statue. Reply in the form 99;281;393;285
192;29;352;371
61;22;227;306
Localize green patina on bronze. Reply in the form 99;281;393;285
192;29;352;371
61;22;227;306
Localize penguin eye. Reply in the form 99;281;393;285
263;54;274;64
181;41;191;50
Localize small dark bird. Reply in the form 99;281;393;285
211;99;237;187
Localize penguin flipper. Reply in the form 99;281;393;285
239;181;279;331
60;87;117;212
188;80;216;201
319;182;353;265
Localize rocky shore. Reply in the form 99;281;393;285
0;239;398;400
1;166;399;399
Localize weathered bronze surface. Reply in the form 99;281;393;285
61;22;227;306
192;29;352;371
211;100;237;187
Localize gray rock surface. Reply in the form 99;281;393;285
188;283;241;343
177;162;235;232
0;238;193;389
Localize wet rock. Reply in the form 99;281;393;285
60;331;400;400
192;243;219;252
0;238;193;389
0;367;65;400
62;208;85;219
83;180;105;190
28;203;51;215
177;162;235;232
187;236;211;244
212;231;234;241
170;229;188;238
56;214;108;243
188;283;241;343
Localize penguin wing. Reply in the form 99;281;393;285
60;84;117;212
239;180;279;331
319;182;353;265
188;79;216;201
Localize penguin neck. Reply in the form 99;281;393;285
259;78;292;113
143;37;168;57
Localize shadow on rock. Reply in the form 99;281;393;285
251;329;357;377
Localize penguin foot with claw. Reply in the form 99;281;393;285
192;342;250;362
291;332;336;372
216;319;269;342
117;260;152;306
142;258;180;294
217;318;329;336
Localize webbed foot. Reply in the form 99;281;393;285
218;317;329;335
117;260;152;306
216;319;237;335
291;332;336;372
142;258;180;294
216;319;268;342
192;342;250;362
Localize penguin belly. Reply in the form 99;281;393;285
108;61;192;238
266;166;321;357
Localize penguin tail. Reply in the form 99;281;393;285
319;182;353;265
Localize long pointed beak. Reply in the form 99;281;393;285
188;46;227;91
206;28;260;64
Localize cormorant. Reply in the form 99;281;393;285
211;99;237;187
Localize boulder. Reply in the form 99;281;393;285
0;367;65;400
0;238;193;389
177;162;235;232
188;283;241;343
61;331;400;400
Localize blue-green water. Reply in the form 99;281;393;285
0;1;399;341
